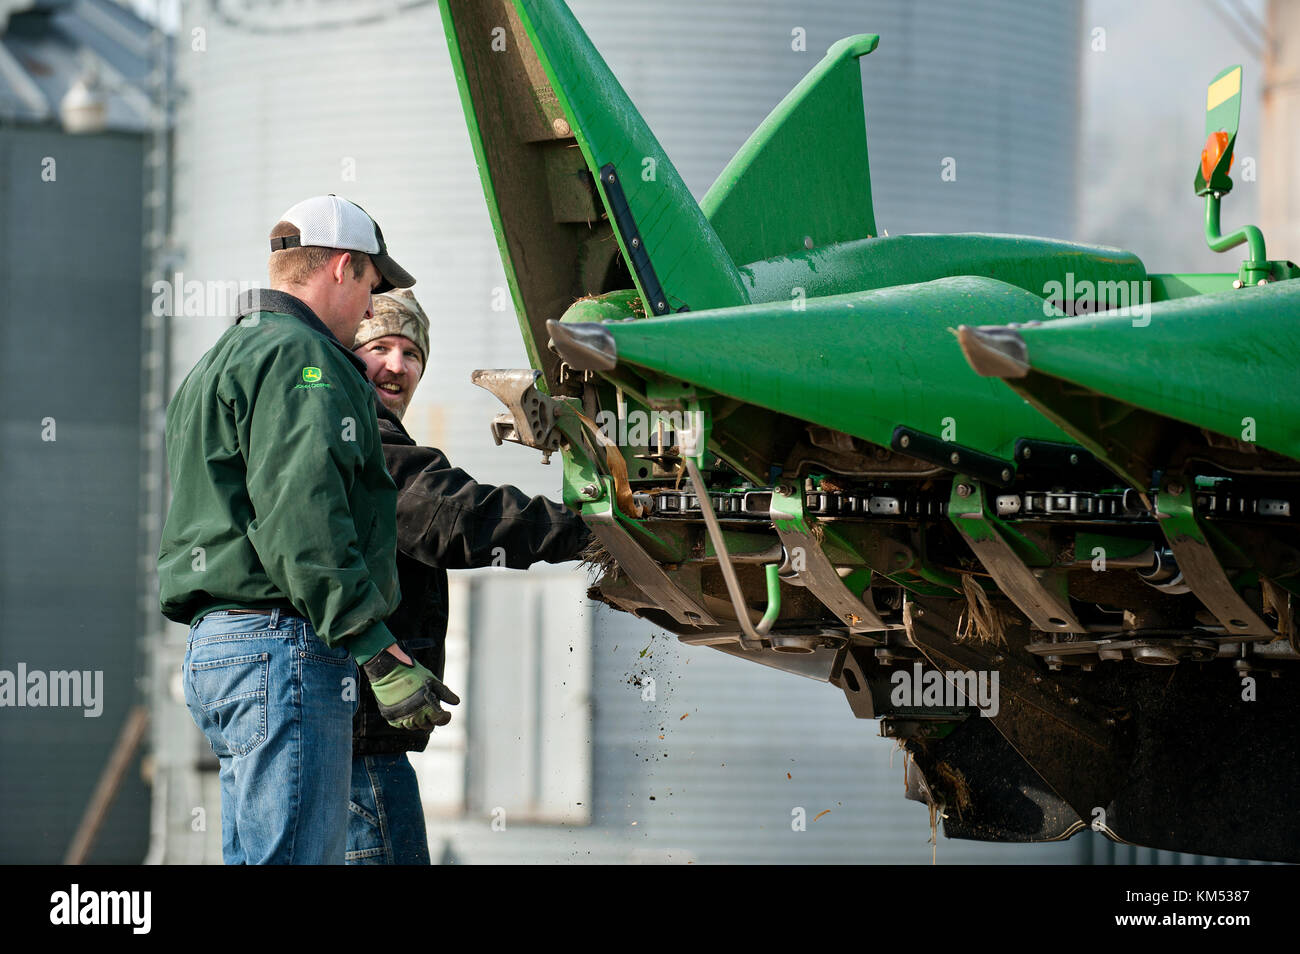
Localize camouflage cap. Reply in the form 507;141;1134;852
354;288;430;368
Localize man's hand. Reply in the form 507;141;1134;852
362;649;461;730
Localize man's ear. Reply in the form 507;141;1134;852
331;251;353;284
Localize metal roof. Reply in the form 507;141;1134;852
0;0;156;130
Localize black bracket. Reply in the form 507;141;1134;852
597;163;685;316
891;426;1015;488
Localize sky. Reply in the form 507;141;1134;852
1077;0;1270;270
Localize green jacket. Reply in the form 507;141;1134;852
158;289;398;662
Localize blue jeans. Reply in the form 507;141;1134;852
347;753;431;864
183;608;358;864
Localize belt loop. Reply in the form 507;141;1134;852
269;608;280;629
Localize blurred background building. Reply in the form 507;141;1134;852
0;0;1279;863
0;0;163;864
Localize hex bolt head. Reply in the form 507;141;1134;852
956;483;973;498
580;483;601;499
1000;469;1012;482
950;452;961;465
899;434;911;448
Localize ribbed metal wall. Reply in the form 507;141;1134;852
0;126;148;863
166;0;1088;863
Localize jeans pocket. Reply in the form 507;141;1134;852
188;652;270;756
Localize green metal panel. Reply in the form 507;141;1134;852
739;233;1146;304
700;34;879;264
570;276;1075;460
977;280;1300;464
1147;272;1237;300
514;0;748;314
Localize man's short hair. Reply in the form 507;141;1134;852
268;220;371;287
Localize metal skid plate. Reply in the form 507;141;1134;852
1156;474;1273;637
948;478;1084;633
769;484;890;633
584;486;717;628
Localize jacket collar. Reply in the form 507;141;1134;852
236;288;369;377
373;392;416;445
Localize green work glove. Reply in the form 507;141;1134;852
362;650;461;731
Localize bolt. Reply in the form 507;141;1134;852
1232;279;1243;289
803;235;814;249
1167;481;1183;496
777;483;794;496
552;118;571;136
1030;673;1042;684
1000;469;1012;482
656;301;666;311
1021;447;1032;460
580;484;601;500
607;172;617;183
1258;278;1268;286
991;653;1004;664
956;484;973;498
1069;453;1079;465
630;237;640;248
950;452;961;465
1081;662;1095;672
1068;695;1080;706
914;607;926;618
899;434;911;449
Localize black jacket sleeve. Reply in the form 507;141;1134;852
383;437;591;571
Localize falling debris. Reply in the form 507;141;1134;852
679;713;689;720
813;809;831;822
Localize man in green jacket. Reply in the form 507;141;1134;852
158;195;454;864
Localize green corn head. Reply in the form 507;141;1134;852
440;0;1300;862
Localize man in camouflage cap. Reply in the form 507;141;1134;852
352;288;430;419
348;290;590;864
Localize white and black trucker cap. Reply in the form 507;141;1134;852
271;194;415;293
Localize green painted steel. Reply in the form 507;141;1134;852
700;34;880;265
576;276;1076;461
1194;64;1241;196
1147;272;1237;300
738;233;1146;305
514;0;748;315
437;0;552;382
991;280;1300;463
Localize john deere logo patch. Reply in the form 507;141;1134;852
295;366;331;390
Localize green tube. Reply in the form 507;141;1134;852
1204;194;1267;264
758;563;782;632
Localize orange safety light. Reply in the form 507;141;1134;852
1201;130;1232;183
